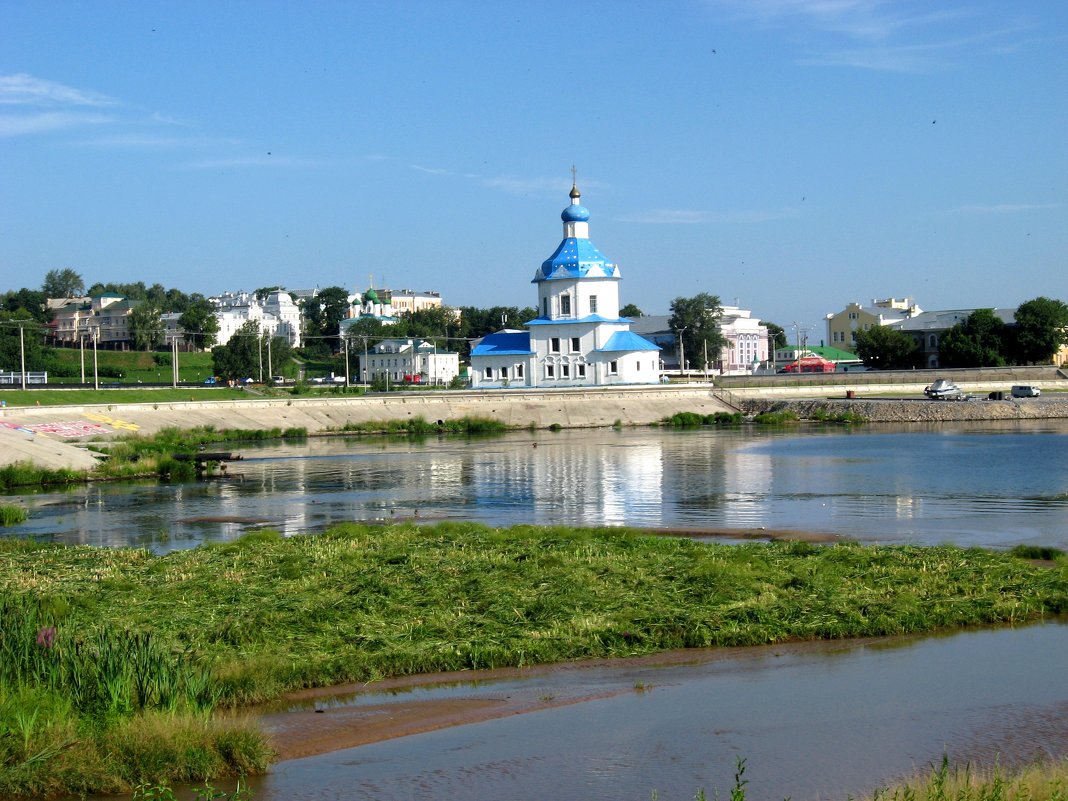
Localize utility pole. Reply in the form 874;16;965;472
80;330;86;384
93;327;99;390
267;336;273;380
19;324;26;390
343;335;349;386
172;336;179;387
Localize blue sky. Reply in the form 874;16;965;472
3;0;1066;335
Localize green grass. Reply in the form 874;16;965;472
0;504;28;526
862;755;1068;801
0;388;250;407
327;415;507;435
45;348;217;385
1;525;1066;796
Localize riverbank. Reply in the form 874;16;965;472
1;522;1065;797
740;395;1068;423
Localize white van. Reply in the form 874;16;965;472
1011;385;1041;398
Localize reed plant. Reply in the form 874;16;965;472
863;755;1068;801
0;463;83;492
0;504;28;526
2;525;1066;797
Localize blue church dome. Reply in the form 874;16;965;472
561;204;590;222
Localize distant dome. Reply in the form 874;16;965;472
561;204;590;222
364;288;379;303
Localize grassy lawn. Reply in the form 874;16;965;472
0;523;1065;796
46;348;217;385
0;387;252;407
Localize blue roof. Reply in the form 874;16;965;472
597;331;661;353
561;204;590;222
526;314;627;326
471;331;533;356
534;237;621;283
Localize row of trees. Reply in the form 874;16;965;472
854;297;1068;369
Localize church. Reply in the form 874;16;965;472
470;182;661;387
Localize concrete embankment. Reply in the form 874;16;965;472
0;386;735;469
740;396;1068;423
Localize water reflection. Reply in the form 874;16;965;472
4;422;1068;552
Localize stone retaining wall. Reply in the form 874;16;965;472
741;396;1068;423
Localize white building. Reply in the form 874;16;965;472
211;290;303;347
364;338;459;386
471;183;660;387
718;306;770;375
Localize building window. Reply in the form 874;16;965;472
550;337;560;353
543;298;548;317
848;312;859;320
577;363;586;379
501;366;508;379
485;367;493;380
570;337;580;352
609;360;618;375
590;296;598;314
562;363;570;378
516;364;524;378
560;295;571;316
545;363;555;379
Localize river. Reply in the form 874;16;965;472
5;420;1068;551
12;420;1068;800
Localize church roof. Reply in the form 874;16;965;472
526;314;627;326
597;331;661;353
533;184;621;283
471;331;533;356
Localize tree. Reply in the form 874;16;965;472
2;289;48;324
127;303;164;351
301;286;351;350
212;320;261;380
178;295;220;350
1011;297;1068;365
939;309;1007;368
620;303;643;319
0;311;50;371
764;321;789;352
668;293;725;370
42;268;85;298
854;325;921;369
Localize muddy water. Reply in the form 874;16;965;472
234;621;1068;801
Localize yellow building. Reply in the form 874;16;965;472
825;297;922;351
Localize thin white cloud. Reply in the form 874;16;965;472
711;1;1033;73
621;208;799;224
0;111;115;137
73;133;241;149
411;164;596;196
0;73;118;107
181;155;323;170
714;1;971;42
953;202;1063;215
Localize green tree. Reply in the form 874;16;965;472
42;268;85;298
764;321;789;351
620;303;643;319
854;325;921;369
668;293;725;370
0;312;50;372
127;303;164;351
939;309;1008;367
2;289;48;324
212;320;261;380
178;295;220;350
1011;296;1068;364
301;286;352;352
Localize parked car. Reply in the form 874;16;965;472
203;376;218;385
924;379;966;400
1011;385;1041;398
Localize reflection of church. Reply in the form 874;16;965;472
471;182;660;387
